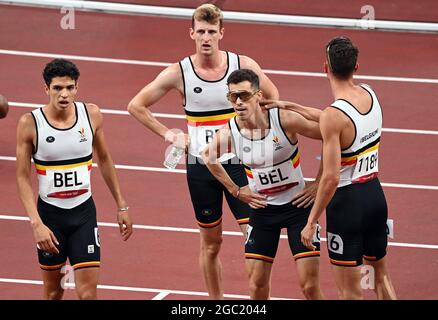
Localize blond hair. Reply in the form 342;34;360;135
192;4;223;29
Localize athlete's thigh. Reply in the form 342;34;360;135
245;215;281;263
37;198;68;271
187;162;224;228
286;206;321;261
363;179;388;262
326;186;364;267
67;198;101;271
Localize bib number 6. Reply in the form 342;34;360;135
327;232;344;254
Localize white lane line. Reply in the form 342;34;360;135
2;49;438;84
0;277;293;300
151;291;170;300
2;0;438;32
1;156;437;190
9;102;438;136
1;214;437;250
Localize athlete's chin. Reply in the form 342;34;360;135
236;112;248;120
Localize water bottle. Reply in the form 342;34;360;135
163;145;185;170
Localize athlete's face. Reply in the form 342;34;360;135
228;81;261;120
190;19;224;56
45;76;78;111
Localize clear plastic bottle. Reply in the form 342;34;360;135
163;145;185;170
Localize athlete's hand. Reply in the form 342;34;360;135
260;99;285;110
292;180;318;208
117;212;133;241
237;185;267;209
32;222;60;254
301;222;317;251
165;130;190;153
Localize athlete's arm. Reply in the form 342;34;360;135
127;63;187;147
301;108;346;250
0;94;9;119
88;104;133;241
240;56;279;100
261;99;322;122
201;126;267;209
16;113;59;254
280;109;322;140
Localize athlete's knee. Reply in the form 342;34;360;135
300;279;321;299
201;236;223;257
44;288;64;300
249;276;269;296
76;286;97;300
340;288;363;300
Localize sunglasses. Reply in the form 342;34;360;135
226;90;259;103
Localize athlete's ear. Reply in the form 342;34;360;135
323;62;329;74
189;27;195;40
219;27;224;39
44;83;49;95
354;62;359;73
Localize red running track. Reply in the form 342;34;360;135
0;5;437;299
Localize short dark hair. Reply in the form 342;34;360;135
326;36;359;79
227;69;260;90
43;59;80;86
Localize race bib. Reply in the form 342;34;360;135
252;161;300;195
352;149;379;183
44;165;90;199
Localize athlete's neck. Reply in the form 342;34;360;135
238;107;269;138
193;50;224;70
329;76;357;100
44;102;76;124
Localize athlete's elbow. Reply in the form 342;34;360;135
322;173;339;190
127;99;143;116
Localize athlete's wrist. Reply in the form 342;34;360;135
117;207;129;215
231;185;240;198
30;218;43;229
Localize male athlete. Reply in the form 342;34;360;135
127;4;278;299
298;37;397;300
202;69;324;300
16;59;133;300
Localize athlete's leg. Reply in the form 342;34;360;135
332;265;363;300
245;220;279;300
245;259;273;299
295;257;324;300
287;205;324;299
199;224;223;299
364;257;397;300
41;269;65;300
74;267;100;300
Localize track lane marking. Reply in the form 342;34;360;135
1;214;437;250
9;102;438;136
2;49;438;84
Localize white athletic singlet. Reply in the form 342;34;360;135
229;108;306;205
331;84;382;188
31;102;94;209
180;51;239;162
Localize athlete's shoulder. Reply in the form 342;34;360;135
320;107;349;131
18;112;35;127
239;55;259;69
84;103;100;114
17;112;36;140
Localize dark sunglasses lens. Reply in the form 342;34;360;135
227;91;252;102
239;92;252;101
